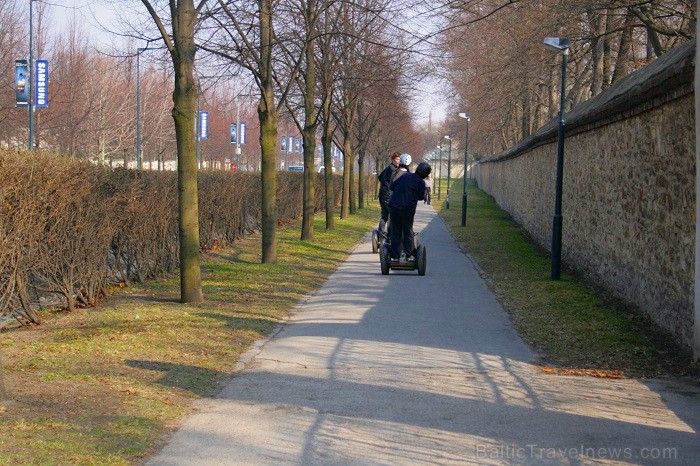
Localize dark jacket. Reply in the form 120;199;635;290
377;162;398;203
388;172;425;211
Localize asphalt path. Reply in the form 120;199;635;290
148;203;700;465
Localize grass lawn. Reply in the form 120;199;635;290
0;205;379;465
433;179;699;379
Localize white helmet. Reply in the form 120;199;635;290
399;153;412;166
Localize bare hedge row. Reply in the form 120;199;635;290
0;149;342;326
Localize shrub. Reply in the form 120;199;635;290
0;149;343;326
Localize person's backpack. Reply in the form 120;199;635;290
390;168;407;187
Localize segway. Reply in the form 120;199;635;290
379;234;426;276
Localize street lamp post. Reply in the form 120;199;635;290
437;143;442;201
235;99;241;170
196;75;201;169
544;36;570;280
444;135;452;209
459;112;471;226
28;0;35;150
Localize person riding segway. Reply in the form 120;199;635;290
379;157;431;275
372;151;401;253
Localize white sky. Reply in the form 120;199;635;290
47;0;448;126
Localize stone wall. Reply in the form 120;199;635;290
473;39;695;347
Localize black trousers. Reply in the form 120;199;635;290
379;199;390;231
389;206;416;259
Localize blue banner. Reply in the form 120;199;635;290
295;138;301;153
240;122;246;145
230;123;237;144
35;60;48;107
15;60;28;107
281;136;287;151
199;112;209;139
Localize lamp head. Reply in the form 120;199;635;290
458;112;471;121
544;37;570;53
444;135;451;140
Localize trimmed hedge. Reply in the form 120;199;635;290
0;149;342;325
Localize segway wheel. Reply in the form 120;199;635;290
416;244;427;276
380;243;391;275
372;229;379;254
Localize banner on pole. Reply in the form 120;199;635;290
230;123;237;143
15;60;28;107
288;136;294;153
199;112;209;139
240;122;246;144
295;138;301;153
35;60;48;107
281;135;287;151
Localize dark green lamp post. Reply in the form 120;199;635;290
437;143;442;200
444;135;452;209
458;112;470;226
544;36;570;280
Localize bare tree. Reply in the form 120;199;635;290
437;0;694;155
140;0;208;302
317;6;338;229
199;0;309;263
0;0;25;146
277;0;333;241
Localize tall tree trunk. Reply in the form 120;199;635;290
602;11;614;90
612;9;635;84
141;0;204;303
319;11;334;230
301;30;316;241
259;0;277;263
358;153;365;209
590;10;606;96
172;17;203;303
259;98;278;263
340;132;350;219
348;138;356;214
374;155;379;200
321;105;335;229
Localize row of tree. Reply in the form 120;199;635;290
0;1;265;168
1;0;425;303
435;0;694;157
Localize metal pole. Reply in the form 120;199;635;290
235;98;241;170
461;118;470;226
551;49;568;280
437;144;442;201
136;48;143;170
28;0;34;150
196;76;200;170
446;140;452;209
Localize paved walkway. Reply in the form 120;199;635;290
149;204;700;465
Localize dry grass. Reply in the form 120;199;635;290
0;205;379;465
435;179;699;379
